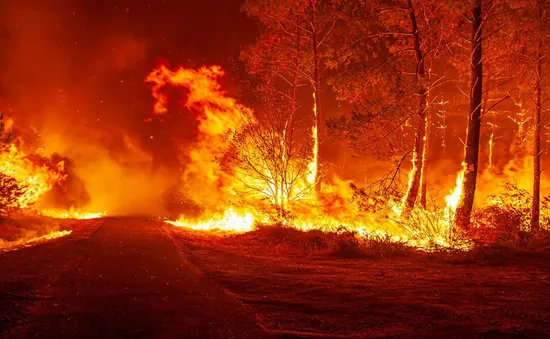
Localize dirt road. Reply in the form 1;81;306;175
4;218;550;339
0;218;268;339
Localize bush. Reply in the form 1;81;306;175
470;182;538;247
0;173;26;217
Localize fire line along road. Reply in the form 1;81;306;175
0;218;269;339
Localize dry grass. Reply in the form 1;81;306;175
189;224;419;259
168;224;550;338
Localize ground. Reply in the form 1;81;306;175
1;218;550;338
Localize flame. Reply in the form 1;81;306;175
307;92;319;186
488;132;494;168
0;230;72;252
148;63;467;251
0;144;66;209
0;139;105;219
166;207;255;233
146;64;255;208
39;207;106;220
444;163;466;219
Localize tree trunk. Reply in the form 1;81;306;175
286;24;302;149
419;99;431;208
455;0;483;229
403;0;427;211
311;0;322;193
531;0;544;232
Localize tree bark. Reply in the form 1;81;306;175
455;0;483;229
419;99;431;208
285;24;302;157
531;0;544;231
403;0;427;211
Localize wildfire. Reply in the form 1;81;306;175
166;208;255;233
147;63;468;250
0;144;66;209
308;92;319;187
39;207;106;220
444;164;466;221
0;230;72;253
0;137;105;219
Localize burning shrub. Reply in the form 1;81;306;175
350;183;396;213
471;182;533;246
0;114;25;217
221;100;317;217
0;173;27;217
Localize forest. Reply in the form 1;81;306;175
0;0;549;251
1;1;550;338
154;0;549;250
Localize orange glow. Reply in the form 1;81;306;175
166;208;255;233
0;144;65;209
0;230;72;253
308;92;319;187
39;207;106;220
445;164;466;214
147;64;462;250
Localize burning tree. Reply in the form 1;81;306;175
242;0;342;193
0;114;26;217
223;101;316;217
450;0;532;229
327;0;453;212
453;0;485;229
146;64;319;222
527;0;548;231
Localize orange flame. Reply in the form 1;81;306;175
307;92;319;187
166;207;255;233
0;230;72;253
147;63;465;250
444;163;466;221
0;144;66;209
39;207;106;220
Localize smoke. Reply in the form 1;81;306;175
0;0;180;215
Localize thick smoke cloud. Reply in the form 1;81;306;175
0;0;256;215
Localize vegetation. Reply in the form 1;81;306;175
0;114;26;218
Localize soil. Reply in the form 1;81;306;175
2;218;550;338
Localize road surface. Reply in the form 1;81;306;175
0;218;269;339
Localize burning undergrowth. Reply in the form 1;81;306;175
147;62;550;252
0;140;103;220
146;63;473;251
0;215;73;252
0;114;107;248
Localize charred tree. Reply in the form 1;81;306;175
419;97;432;208
531;0;545;232
455;0;483;229
284;24;302;171
402;0;428;212
311;0;322;193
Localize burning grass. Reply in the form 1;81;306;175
38;207;106;220
149;64;473;251
0;216;75;252
170;224;424;259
